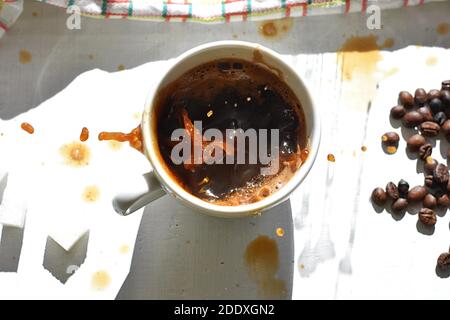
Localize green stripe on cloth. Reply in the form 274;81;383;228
188;3;192;17
221;1;225;18
281;0;286;8
128;0;133;16
68;0;75;7
101;0;107;16
162;1;167;17
247;0;251;13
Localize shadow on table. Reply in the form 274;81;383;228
117;196;294;300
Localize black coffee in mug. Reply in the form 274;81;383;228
154;58;308;206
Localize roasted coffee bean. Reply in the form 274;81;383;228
390;105;406;119
433;111;446;126
417;106;433;122
407;185;428;202
381;132;400;145
419;144;433;160
386;182;399;200
414;88;428;106
437;253;450;271
442;80;450;91
399;91;414;108
418;143;432;160
406;134;426;152
433;163;449;185
424;157;438;175
425;175;434;188
429;98;443;114
419;121;440;136
403;111;424;127
371;188;387;206
441;90;450;107
437;194;450;207
391;198;408;213
428;89;441;101
423;194;437;209
419;208;437;226
397;179;409;198
441;120;450;142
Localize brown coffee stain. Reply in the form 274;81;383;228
118;64;126;71
91;270;111;291
232;34;238;39
79;127;89;142
82;185;100;202
99;125;143;152
19;50;32;64
252;49;283;79
60;142;90;167
119;245;130;254
327;154;336;162
299;263;305;270
244;236;286;299
361;145;367;152
88;54;95;60
21;122;34;134
437;23;449;36
382;38;395;49
426;56;438;66
276;227;285;237
259;19;293;39
32;12;38;17
338;35;390;111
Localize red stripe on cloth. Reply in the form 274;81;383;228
419;0;425;4
345;0;351;13
286;3;307;17
362;0;368;12
0;21;8;31
403;0;409;6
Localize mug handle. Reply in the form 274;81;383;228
113;171;166;216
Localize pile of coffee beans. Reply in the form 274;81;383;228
373;80;450;273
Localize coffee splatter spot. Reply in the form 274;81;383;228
91;270;111;291
361;146;367;152
327;154;336;162
259;19;293;39
426;56;438;66
60;142;90;167
21;122;34;134
19;50;32;64
244;236;286;299
82;185;100;202
118;64;126;71
32;12;38;17
437;23;449;36
276;227;285;237
119;245;130;254
88;54;95;60
232;34;238;39
79;127;89;142
299;263;305;270
382;38;395;49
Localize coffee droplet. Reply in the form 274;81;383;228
19;50;32;64
276;227;284;237
118;64;125;71
82;185;100;202
91;270;111;291
21;122;34;134
60;142;90;167
361;146;367;152
327;154;336;162
80;127;89;142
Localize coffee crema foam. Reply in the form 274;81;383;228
154;58;308;206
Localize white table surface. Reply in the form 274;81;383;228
0;0;450;300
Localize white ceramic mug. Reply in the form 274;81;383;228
114;41;320;218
